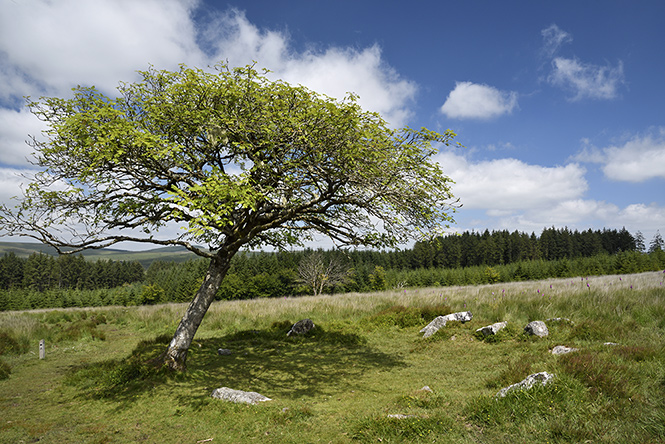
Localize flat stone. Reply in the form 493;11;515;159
445;311;473;323
420;316;448;338
496;372;555;398
551;345;578;355
211;387;272;405
217;348;232;355
524;321;549;337
476;321;507;336
420;311;473;338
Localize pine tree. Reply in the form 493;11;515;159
649;230;664;253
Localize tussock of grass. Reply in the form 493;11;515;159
0;359;10;380
352;414;461;443
558;349;639;399
0;329;30;356
361;304;451;329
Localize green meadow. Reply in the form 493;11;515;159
1;272;664;443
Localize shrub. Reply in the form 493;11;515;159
484;266;501;283
141;284;165;305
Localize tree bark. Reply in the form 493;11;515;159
162;251;234;371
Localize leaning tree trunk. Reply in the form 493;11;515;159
162;252;234;371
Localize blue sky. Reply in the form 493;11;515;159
0;0;664;249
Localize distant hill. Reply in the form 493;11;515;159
0;241;199;268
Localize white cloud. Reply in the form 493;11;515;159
200;9;416;127
198;7;291;71
548;57;624;101
280;46;416;127
435;151;587;211
540;24;625;101
0;167;32;206
0;0;204;100
617;204;665;233
0;108;45;166
574;128;665;182
541;24;572;57
601;132;665;182
531;199;619;225
440;82;518;120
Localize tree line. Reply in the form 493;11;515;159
143;227;664;302
0;252;145;291
1;227;663;310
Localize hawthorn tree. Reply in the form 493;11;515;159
0;63;459;370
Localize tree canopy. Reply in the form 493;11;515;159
2;63;458;256
0;63;460;369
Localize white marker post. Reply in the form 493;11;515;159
39;339;45;360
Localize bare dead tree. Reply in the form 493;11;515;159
298;252;351;296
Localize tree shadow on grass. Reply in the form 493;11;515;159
65;323;406;409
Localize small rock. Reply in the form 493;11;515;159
551;345;578;355
217;348;232;355
524;321;549;337
211;387;271;405
419;386;433;392
387;414;417;419
287;319;315;336
604;342;619;346
496;372;555;398
476;321;507;337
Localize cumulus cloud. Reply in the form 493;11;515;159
574;128;665;182
617;203;665;229
200;9;416;127
435;151;587;211
440;82;518;120
0;0;204;101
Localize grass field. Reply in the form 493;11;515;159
1;271;664;443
